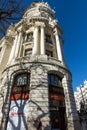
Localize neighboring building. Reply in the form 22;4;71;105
74;80;87;111
0;1;80;130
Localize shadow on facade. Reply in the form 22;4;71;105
0;67;49;130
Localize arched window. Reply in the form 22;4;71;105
11;73;30;100
48;74;64;107
7;73;30;130
48;74;66;130
13;73;29;87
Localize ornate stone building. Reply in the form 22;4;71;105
0;1;81;130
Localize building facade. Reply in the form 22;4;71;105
0;2;81;130
74;80;87;111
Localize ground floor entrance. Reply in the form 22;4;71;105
50;107;66;130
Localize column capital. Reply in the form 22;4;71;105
51;19;58;27
17;27;23;33
53;27;59;36
35;22;45;27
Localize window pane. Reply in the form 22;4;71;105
51;75;54;85
26;33;33;42
14;73;29;87
45;34;52;44
48;74;62;87
54;76;59;86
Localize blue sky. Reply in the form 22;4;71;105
24;0;87;91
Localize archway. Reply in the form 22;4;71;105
48;73;67;130
6;72;30;130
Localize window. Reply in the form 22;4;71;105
50;100;65;108
25;49;32;56
48;74;66;130
25;33;33;42
49;87;64;95
45;34;52;44
48;74;62;87
46;50;53;57
13;73;29;87
48;74;64;107
11;73;30;100
8;73;30;130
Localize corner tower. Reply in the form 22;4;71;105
0;2;80;130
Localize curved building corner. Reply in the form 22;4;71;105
0;1;81;130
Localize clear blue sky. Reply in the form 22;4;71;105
2;0;86;91
24;0;87;91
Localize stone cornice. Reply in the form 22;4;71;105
2;55;71;76
35;21;45;27
30;17;49;24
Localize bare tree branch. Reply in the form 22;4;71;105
0;0;25;38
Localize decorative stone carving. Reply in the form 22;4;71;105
6;25;16;41
35;22;45;27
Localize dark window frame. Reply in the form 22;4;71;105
13;73;30;87
45;34;52;44
48;74;62;87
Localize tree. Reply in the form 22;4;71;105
0;0;25;38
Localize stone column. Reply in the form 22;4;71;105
40;23;45;55
0;40;6;64
54;28;63;62
32;25;39;55
8;35;18;64
14;30;22;58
